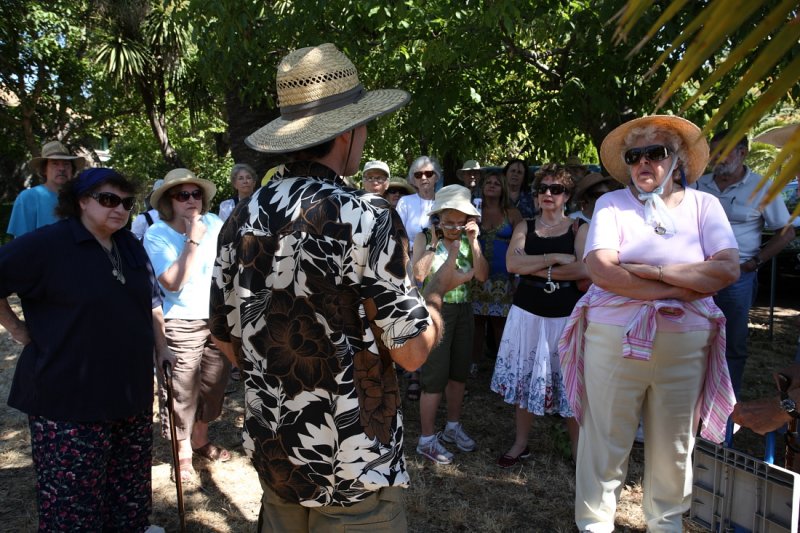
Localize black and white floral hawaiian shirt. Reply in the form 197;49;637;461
210;161;431;507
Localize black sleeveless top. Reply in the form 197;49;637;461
512;219;584;318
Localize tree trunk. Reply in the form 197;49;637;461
224;90;281;179
138;81;184;168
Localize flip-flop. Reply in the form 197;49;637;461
192;442;232;462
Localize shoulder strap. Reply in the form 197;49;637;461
144;211;154;226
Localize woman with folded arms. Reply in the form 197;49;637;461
560;116;739;532
491;163;587;468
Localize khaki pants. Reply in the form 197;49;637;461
258;479;407;533
575;322;711;533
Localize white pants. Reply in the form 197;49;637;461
575;322;712;533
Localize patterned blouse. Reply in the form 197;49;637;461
210;161;431;507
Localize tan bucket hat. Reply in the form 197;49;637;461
149;168;217;211
456;160;482;178
28;140;86;175
600;115;709;184
574;172;619;201
428;184;481;218
385;177;415;195
246;43;410;154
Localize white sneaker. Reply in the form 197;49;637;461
441;423;477;452
417;433;454;464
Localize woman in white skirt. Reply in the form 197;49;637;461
490;163;588;468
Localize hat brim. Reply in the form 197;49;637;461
386;182;415;194
28;155;87;176
246;89;410;154
600;115;709;184
574;173;617;200
753;124;799;148
429;202;481;218
150;176;217;208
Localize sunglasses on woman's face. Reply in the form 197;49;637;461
535;183;567;195
91;192;136;211
386;189;404;195
171;189;203;202
623;144;671;165
413;170;437;180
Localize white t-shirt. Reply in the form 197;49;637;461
395;193;434;250
130;209;160;240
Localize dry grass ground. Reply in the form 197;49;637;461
1;295;797;532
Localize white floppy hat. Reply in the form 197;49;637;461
362;160;391;178
600;115;709;184
28;140;86;176
428;184;481;218
149;168;217;210
246;43;410;154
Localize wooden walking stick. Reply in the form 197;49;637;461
163;361;187;533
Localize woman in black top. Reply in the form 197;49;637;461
0;168;173;531
490;164;589;468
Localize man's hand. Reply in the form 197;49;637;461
155;346;177;371
732;396;792;435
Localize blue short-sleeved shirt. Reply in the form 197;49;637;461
0;218;162;421
143;213;223;319
6;185;59;237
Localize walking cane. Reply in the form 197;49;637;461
163;361;187;533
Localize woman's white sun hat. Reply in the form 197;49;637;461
246;43;410;154
428;184;481;218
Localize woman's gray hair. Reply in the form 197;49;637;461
624;125;689;170
407;155;442;183
229;163;257;185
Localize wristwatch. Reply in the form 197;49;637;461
425;243;436;252
777;373;800;419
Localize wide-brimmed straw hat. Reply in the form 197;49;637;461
600;115;709;184
574;172;619;201
150;168;217;209
385;177;415;195
28;140;86;176
246;43;410;154
428;184;481;217
456;160;482;178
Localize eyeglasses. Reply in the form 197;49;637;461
438;223;467;231
386;189;404;195
364;175;388;183
413;170;437;179
535;183;567;195
623;144;672;165
91;192;136;211
171;189;203;202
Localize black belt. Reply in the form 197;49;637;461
520;278;573;290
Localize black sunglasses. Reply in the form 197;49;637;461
535;183;567;195
386;189;405;195
91;192;136;211
171;189;203;202
623;144;672;165
413;170;437;179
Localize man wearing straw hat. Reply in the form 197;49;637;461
209;43;472;531
695;129;794;397
6;140;85;237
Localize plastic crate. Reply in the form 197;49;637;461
690;438;800;532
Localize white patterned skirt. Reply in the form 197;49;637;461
490;305;573;417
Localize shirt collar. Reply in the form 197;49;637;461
284;161;346;187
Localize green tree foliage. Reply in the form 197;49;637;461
0;0;98;197
189;0;725;182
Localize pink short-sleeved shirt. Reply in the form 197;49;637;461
583;187;737;330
